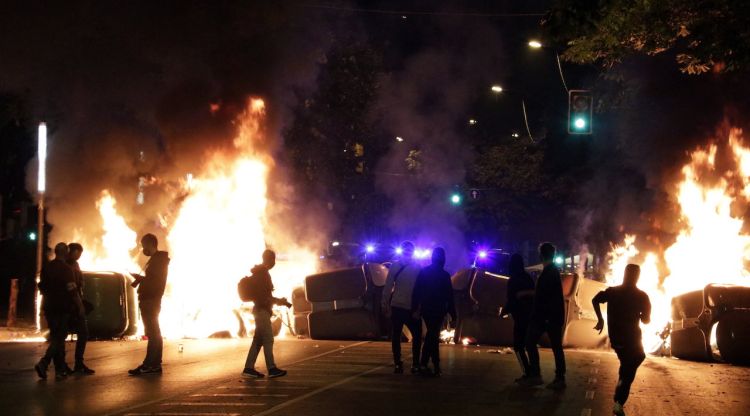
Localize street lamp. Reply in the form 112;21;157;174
490;84;503;93
395;136;404;142
527;39;569;93
35;122;47;331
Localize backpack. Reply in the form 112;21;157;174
238;274;259;302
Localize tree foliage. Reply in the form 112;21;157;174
546;0;750;74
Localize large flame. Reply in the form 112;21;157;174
75;98;318;338
606;128;750;350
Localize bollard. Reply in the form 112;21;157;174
6;279;19;327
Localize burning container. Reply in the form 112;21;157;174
671;284;750;364
82;271;138;339
305;263;388;340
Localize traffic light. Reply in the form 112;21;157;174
568;90;593;134
450;193;462;205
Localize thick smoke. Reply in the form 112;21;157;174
372;18;507;270
0;2;344;255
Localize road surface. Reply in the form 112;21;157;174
0;337;748;415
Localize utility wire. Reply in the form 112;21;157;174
302;3;546;18
555;52;569;93
521;99;535;143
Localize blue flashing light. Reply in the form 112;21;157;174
395;247;404;255
365;244;375;254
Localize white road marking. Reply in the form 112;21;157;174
106;341;370;416
191;393;289;397
161;403;266;407
249;365;385;416
217;386;310;390
126;413;241;416
585;390;595;400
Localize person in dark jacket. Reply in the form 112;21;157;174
501;253;535;382
35;242;85;380
242;249;291;379
66;242;94;375
412;247;455;376
129;234;170;375
520;242;566;390
593;264;651;416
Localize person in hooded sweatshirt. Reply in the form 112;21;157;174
129;234;170;375
411;247;455;376
501;253;536;383
382;241;423;374
242;249;291;379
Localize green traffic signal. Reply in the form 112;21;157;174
568;90;593;134
450;193;462;205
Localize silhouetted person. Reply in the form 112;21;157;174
382;241;422;374
412;247;455;376
593;264;651;416
242;249;291;379
129;234;170;375
521;242;566;390
66;242;94;375
501;253;535;382
35;243;85;380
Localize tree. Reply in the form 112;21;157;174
546;0;750;74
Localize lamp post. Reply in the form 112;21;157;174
490;85;535;143
34;122;47;331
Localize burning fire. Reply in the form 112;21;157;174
607;128;750;351
73;98;319;338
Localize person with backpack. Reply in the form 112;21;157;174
381;241;422;374
240;249;291;379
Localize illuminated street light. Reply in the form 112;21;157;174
511;132;520;138
490;85;503;93
468;119;478;125
331;241;340;247
38;123;47;193
396;136;404;142
528;40;543;49
35;122;47;331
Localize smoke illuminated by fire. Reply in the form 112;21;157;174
74;98;319;338
607;128;750;351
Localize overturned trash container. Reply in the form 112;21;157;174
305;263;387;340
671;284;750;364
82;271;139;339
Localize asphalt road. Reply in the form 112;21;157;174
1;337;748;416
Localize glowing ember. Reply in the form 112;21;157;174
73;98;319;339
606;128;750;351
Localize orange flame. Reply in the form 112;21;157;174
76;98;318;338
607;128;750;350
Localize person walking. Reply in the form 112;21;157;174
501;253;535;382
382;241;422;374
411;247;455;376
35;243;85;380
66;242;94;375
241;249;291;379
520;242;567;390
593;264;651;416
129;234;170;375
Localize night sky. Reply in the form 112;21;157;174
2;0;750;268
